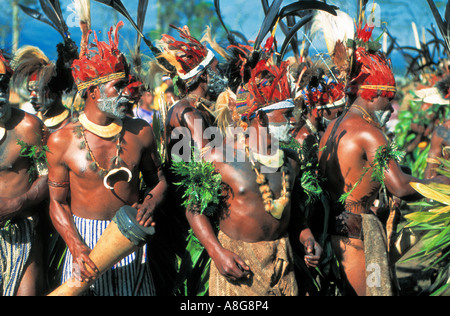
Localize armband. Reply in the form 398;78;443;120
48;180;70;188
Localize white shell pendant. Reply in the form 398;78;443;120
103;167;133;190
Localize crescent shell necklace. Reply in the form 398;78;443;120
76;113;131;190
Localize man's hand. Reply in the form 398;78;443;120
133;194;156;227
211;247;251;281
299;228;322;268
302;238;322;268
70;243;100;283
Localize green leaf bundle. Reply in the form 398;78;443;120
171;148;222;217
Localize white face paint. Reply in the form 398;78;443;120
373;109;391;127
268;121;293;143
97;85;130;119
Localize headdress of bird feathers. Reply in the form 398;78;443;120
11;46;55;96
13;0;80;96
311;7;396;101
295;61;346;112
72;21;130;94
158;25;215;88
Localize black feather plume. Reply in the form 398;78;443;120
253;0;284;50
39;0;69;38
19;4;62;36
427;0;450;53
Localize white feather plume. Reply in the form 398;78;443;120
310;10;355;55
72;0;91;30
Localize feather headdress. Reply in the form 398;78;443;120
72;21;129;93
298;63;346;111
235;59;292;120
159;25;215;86
11;46;55;94
324;5;397;101
72;0;91;30
310;10;355;57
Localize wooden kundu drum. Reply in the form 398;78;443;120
48;206;155;296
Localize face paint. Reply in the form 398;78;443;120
373;109;391;127
35;92;56;114
206;68;228;101
98;84;130;119
269;121;293;143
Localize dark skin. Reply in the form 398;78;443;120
47;77;167;283
424;119;450;179
318;92;450;296
292;105;345;146
27;76;73;131
0;61;49;295
0;71;48;295
164;59;219;165
188;111;322;282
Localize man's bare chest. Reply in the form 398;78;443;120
66;134;142;178
0;133;29;172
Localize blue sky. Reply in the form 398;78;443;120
0;0;446;76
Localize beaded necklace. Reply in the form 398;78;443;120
244;144;290;220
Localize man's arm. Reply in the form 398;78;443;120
136;123;168;227
424;127;445;179
186;209;250;281
362;127;450;201
0;121;49;222
47;131;99;282
290;158;322;268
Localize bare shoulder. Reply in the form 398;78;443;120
340;114;388;148
47;120;77;152
123;116;155;145
14;108;45;143
16;108;43;129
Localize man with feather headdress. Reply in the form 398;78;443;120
148;25;229;295
46;21;167;296
11;41;78;133
160;25;228;165
185;55;322;296
317;9;450;296
0;49;49;296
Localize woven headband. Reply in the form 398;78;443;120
360;85;397;93
77;72;126;92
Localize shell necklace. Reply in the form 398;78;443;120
245;144;290;220
77;113;131;190
40;108;70;129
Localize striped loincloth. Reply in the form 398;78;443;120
61;215;155;296
0;217;36;296
209;231;298;296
